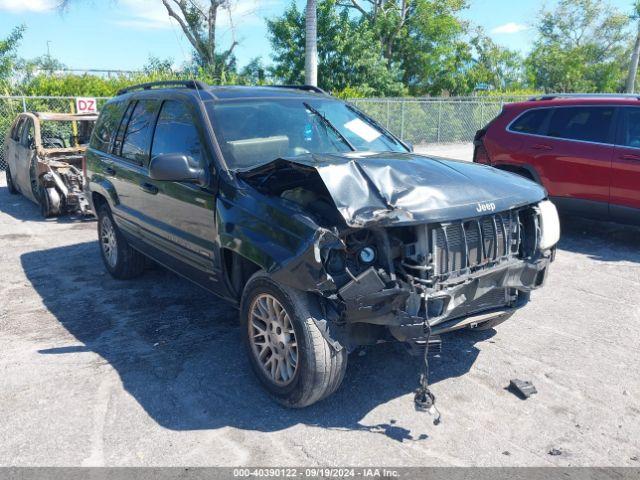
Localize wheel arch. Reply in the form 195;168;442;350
494;163;541;184
221;248;262;299
88;177;119;211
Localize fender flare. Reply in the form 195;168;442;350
88;175;119;209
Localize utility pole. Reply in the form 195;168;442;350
305;0;318;87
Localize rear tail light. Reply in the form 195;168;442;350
473;129;491;165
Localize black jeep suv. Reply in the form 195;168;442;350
85;81;559;407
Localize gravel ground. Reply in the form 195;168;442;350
1;152;639;466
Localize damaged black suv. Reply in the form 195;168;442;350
85;81;560;408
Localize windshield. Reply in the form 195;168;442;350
207;98;407;169
41;120;95;149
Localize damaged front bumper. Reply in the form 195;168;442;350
336;255;549;346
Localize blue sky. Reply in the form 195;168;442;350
0;0;635;71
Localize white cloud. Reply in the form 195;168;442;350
0;0;57;12
491;22;530;34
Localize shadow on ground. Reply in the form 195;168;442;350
0;185;94;224
20;241;490;441
557;215;640;263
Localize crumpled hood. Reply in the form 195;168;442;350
242;152;547;227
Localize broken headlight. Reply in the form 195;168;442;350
538;200;560;250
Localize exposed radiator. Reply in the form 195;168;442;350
431;209;522;278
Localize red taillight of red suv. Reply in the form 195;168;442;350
473;129;491;164
473;143;491;164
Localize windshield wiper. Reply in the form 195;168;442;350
303;102;355;151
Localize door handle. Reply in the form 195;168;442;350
619;153;640;161
531;144;553;151
140;182;159;195
104;166;116;176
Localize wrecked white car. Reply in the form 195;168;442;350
4;112;96;217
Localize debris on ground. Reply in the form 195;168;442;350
502;451;511;456
508;379;538;399
548;448;562;456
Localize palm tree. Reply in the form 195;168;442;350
305;0;318;86
626;1;640;93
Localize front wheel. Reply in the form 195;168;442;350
240;272;347;408
39;186;61;218
96;204;145;279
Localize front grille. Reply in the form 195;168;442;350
432;210;521;277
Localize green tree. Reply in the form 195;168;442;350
465;29;525;91
336;0;470;95
525;0;630;92
268;1;406;96
239;57;268;85
159;0;238;77
0;25;25;88
626;0;640;92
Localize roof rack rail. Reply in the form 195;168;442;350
116;80;209;96
271;85;329;95
529;93;640;101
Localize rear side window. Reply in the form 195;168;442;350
617;107;640;148
120;100;160;165
151;100;204;167
91;101;126;153
509;109;550;135
547;107;614;144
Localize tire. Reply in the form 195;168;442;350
471;311;516;331
5;166;18;194
240;271;347;408
39;186;61;218
96;203;145;279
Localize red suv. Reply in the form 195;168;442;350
474;94;640;225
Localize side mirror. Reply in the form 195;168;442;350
148;154;205;184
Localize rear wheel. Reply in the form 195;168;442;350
5;166;18;194
240;272;347;408
96;203;145;279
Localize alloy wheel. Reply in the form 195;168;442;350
248;293;298;386
100;215;118;269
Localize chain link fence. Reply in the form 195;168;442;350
349;96;530;147
0;96;110;170
0;94;530;171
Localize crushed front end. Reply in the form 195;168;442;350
38;149;91;216
237;153;559;353
322;203;555;352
